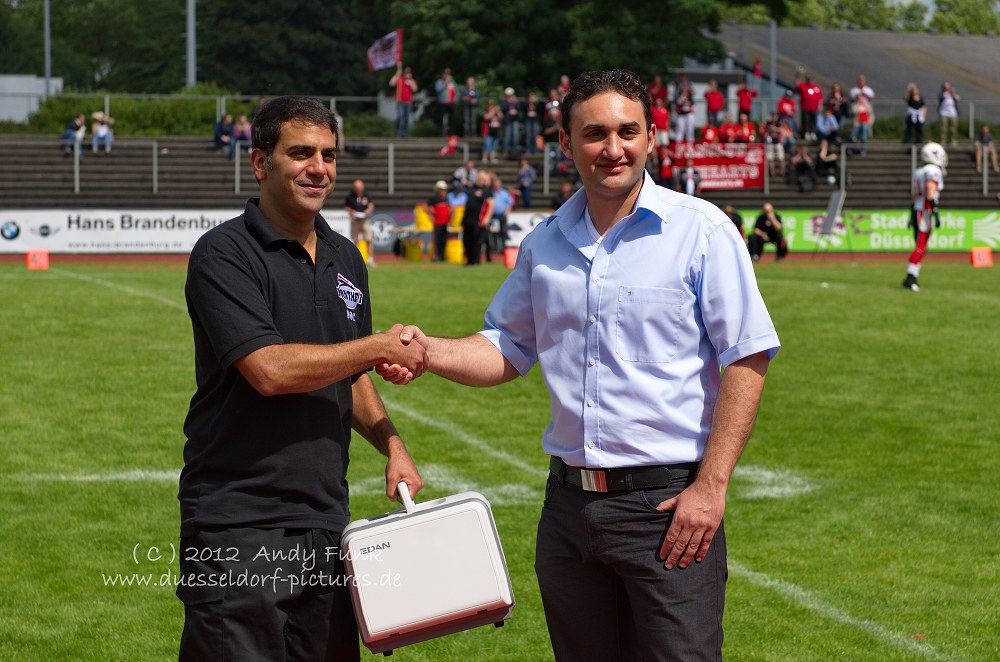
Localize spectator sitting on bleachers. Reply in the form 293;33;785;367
90;112;114;155
700;119;720;144
815;138;839;184
736;112;757;143
777;90;797;137
719;113;739;143
214;113;234;153
788;143;816;192
60;113;86;156
815;107;840;145
230;114;252;158
975;125;999;174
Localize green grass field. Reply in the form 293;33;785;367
1;256;998;661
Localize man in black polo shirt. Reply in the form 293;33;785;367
178;96;427;661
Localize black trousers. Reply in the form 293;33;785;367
177;527;358;662
433;224;449;261
535;473;726;661
748;230;788;260
462;223;480;265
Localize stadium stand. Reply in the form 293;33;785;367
0;135;995;211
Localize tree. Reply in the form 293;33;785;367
387;0;789;94
197;0;387;96
930;0;1000;35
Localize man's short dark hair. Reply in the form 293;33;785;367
251;96;339;156
561;70;652;134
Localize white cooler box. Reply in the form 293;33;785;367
342;483;515;655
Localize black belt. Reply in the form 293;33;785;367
550;456;699;493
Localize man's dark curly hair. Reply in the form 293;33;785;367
560;69;652;134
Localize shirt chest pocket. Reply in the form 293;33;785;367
615;286;688;363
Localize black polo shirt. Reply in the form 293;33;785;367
180;198;371;537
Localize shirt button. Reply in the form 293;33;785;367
588;358;596;366
594;276;600;283
589;315;597;324
300;258;307;264
587;399;594;407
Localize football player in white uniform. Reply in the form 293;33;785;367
903;142;947;292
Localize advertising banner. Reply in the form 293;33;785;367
0;209;350;254
671;143;765;190
733;208;1000;253
4;207;998;255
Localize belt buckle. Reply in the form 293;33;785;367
580;468;608;492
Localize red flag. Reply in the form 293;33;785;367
367;30;403;72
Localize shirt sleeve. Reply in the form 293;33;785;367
478;231;540;375
186;234;283;369
697;219;780;367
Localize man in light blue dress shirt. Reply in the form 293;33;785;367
381;70;780;661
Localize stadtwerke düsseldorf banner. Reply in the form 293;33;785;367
2;208;999;254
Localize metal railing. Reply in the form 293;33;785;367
4;135;994;201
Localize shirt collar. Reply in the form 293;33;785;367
243;197;340;253
552;171;668;250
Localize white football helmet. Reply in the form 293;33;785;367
920;142;948;171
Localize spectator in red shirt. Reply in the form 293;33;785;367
704;80;725;126
647;74;669;106
389;63;418;137
777;90;797;136
737;80;758;118
701;119;720;144
736;112;757;143
651;96;671;147
795;71;824;142
719;113;739;143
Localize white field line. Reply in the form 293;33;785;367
379;395;548;479
731;465;816;499
17;469;179;482
350;463;540;507
729;560;961;661
49;267;187;312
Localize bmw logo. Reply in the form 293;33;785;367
1;220;20;241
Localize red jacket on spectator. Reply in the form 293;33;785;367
796;80;823;112
737;86;758;115
719;119;739;143
777;95;796;120
705;89;725;115
701;124;720;143
651;103;670;133
736;120;757;143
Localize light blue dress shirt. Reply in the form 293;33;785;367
492;188;515;216
479;172;780;468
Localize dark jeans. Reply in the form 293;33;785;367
395;102;411;137
904;117;924;144
535;471;726;661
433;224;449;261
177;527;358;662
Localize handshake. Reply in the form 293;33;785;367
376;324;428;385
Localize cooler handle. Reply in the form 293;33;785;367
397;481;416;514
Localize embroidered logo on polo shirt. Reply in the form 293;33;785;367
337;273;363;321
